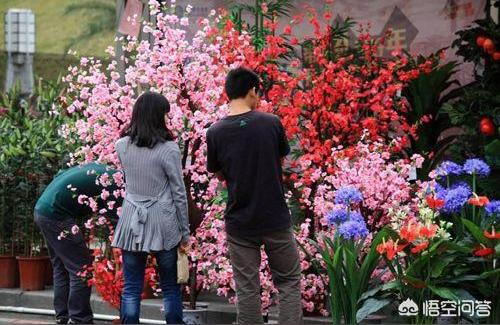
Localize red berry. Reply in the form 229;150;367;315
483;39;495;54
480;117;495;136
493;52;500;61
476;36;486;47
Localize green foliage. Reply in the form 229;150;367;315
439;15;500;196
403;54;462;176
229;0;294;51
0;79;74;256
315;229;391;324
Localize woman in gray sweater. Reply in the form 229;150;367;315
112;92;190;324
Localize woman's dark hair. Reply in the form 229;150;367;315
121;92;174;148
225;67;260;100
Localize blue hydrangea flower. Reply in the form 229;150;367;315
485;200;500;217
462;159;490;177
326;208;348;225
437;183;472;214
435;161;463;177
338;219;369;240
335;186;363;205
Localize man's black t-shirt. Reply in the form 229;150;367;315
206;110;291;237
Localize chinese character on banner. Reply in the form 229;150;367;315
118;0;144;37
423;300;441;317
475;300;492;318
460;300;475;317
440;300;458;317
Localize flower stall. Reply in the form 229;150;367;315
3;0;495;324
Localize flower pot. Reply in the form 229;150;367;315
0;255;19;288
44;257;53;286
17;256;49;291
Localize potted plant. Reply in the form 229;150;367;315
311;186;393;324
0;174;19;288
0;80;71;291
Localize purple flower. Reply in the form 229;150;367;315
462;159;490;177
335;186;363;205
485;200;500;217
338;219;369;240
326;208;348;225
435;161;463;177
349;210;364;223
437;183;472;214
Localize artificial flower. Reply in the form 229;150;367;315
337;219;369;240
483;228;500;240
377;239;406;260
462;158;491;176
473;246;495;257
399;221;420;243
326;208;348;225
485;200;500;217
437;183;472;214
468;196;490;207
411;241;429;254
419;223;438;238
334;186;363;205
434;160;462;177
425;195;445;210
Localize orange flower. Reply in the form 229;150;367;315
411;241;429;254
400;221;420;243
377;238;406;260
483;228;500;240
473;246;495;257
468;196;490;207
420;224;438;239
426;195;445;210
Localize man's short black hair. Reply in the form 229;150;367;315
225;67;260;100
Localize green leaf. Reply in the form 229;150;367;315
479;269;500;279
484;139;500;167
40;151;56;158
359;286;382;302
462;218;488;245
428;285;460;300
356;298;391;323
431;256;455;278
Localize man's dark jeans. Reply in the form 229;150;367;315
121;248;184;324
34;212;93;324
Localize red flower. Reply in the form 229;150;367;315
283;25;292;35
399;221;420;243
483;228;500;240
377;239;406;260
468;196;490;207
411;241;429;254
419;224;438;239
426;196;445;210
473;246;495;257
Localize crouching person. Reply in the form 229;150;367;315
34;163;119;324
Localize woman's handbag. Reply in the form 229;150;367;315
177;248;189;284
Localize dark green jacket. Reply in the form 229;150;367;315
35;163;120;220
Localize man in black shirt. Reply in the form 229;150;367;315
206;68;302;324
